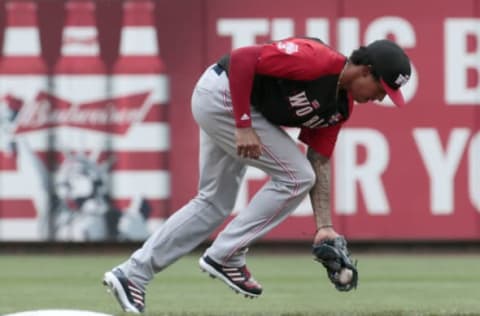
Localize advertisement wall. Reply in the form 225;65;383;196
0;0;478;241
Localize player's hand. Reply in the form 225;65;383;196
314;226;340;245
235;127;262;159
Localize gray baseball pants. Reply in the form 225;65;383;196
117;65;315;290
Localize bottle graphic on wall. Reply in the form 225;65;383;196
0;0;51;241
51;0;111;241
112;0;170;239
53;0;107;146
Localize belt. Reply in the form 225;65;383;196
213;63;225;76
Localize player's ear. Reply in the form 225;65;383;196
361;65;372;77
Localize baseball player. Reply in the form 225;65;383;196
103;37;411;313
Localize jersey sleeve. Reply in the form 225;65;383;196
298;124;343;158
229;45;262;128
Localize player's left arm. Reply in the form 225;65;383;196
307;146;359;292
300;123;342;241
306;147;340;243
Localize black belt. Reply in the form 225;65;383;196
213;63;225;76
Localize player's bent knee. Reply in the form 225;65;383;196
298;165;316;192
192;195;233;219
280;165;315;196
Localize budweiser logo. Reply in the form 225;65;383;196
3;91;152;135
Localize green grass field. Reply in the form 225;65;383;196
0;252;479;316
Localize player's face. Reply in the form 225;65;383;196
349;68;387;104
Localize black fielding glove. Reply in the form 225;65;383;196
312;236;358;291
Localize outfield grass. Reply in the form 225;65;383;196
0;252;479;316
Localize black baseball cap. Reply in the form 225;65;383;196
366;39;411;107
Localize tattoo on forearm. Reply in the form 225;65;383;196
306;147;332;228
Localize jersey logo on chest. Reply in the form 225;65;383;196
288;91;328;128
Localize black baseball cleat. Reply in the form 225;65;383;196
199;255;263;298
103;268;145;314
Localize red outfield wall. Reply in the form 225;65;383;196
0;0;478;241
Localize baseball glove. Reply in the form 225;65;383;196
312;236;358;291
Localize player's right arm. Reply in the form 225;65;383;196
229;45;263;159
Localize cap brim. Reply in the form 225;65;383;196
381;79;405;107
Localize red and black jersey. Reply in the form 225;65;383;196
224;37;354;158
251;69;349;129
